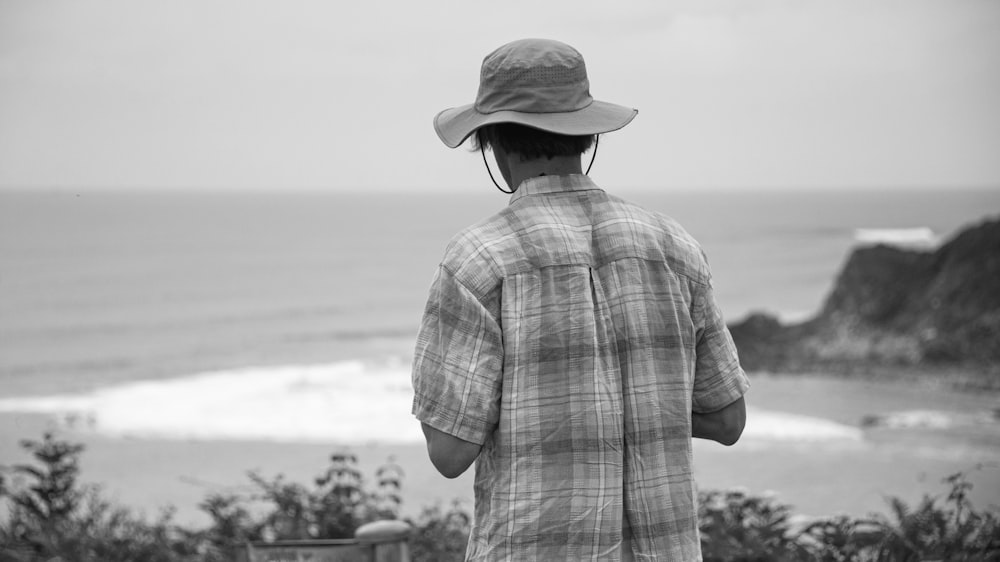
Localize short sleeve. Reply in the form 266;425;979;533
691;279;750;413
411;265;503;445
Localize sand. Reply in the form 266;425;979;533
4;374;1000;530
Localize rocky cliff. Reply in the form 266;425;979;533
728;216;1000;384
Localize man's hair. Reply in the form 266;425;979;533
473;123;595;160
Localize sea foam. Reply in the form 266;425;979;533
854;227;938;249
0;361;423;444
743;408;862;442
0;362;862;444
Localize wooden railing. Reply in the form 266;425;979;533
243;520;412;562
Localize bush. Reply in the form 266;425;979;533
0;432;202;562
698;487;804;561
3;433;999;561
795;513;883;561
195;451;405;552
407;502;471;562
698;470;1000;562
866;470;1000;561
0;434;407;561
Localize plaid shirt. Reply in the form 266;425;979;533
412;175;748;561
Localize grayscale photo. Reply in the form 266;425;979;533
1;1;998;560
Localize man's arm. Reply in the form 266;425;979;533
692;396;746;446
421;422;482;478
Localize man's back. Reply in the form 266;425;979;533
412;174;748;561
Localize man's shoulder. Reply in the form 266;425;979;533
600;192;712;283
443;207;512;259
602;192;692;236
437;209;513;292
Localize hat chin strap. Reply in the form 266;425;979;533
585;135;599;175
481;135;600;195
481;144;514;194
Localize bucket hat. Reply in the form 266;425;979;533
434;38;638;148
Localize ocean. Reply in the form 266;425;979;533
1;186;999;525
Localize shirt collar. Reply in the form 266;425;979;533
509;174;603;205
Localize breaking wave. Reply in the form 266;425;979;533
854;227;938;249
0;361;422;444
0;362;863;445
861;409;999;430
743;408;863;442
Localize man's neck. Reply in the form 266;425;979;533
506;154;583;192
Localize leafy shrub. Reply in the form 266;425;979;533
407;502;471;562
794;513;883;561
0;434;406;561
866;470;1000;561
3;433;999;561
0;432;202;562
697;472;1000;562
195;451;404;551
698;487;804;561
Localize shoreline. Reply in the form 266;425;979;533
3;370;999;530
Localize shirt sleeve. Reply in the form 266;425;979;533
411;265;503;445
691;278;750;413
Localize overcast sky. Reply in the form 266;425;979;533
1;0;998;191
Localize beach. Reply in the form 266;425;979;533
3;373;998;528
2;187;999;529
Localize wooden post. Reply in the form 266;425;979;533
355;520;413;562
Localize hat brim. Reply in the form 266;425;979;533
433;100;638;149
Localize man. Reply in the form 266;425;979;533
411;38;749;561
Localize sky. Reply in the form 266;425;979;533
0;0;998;192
